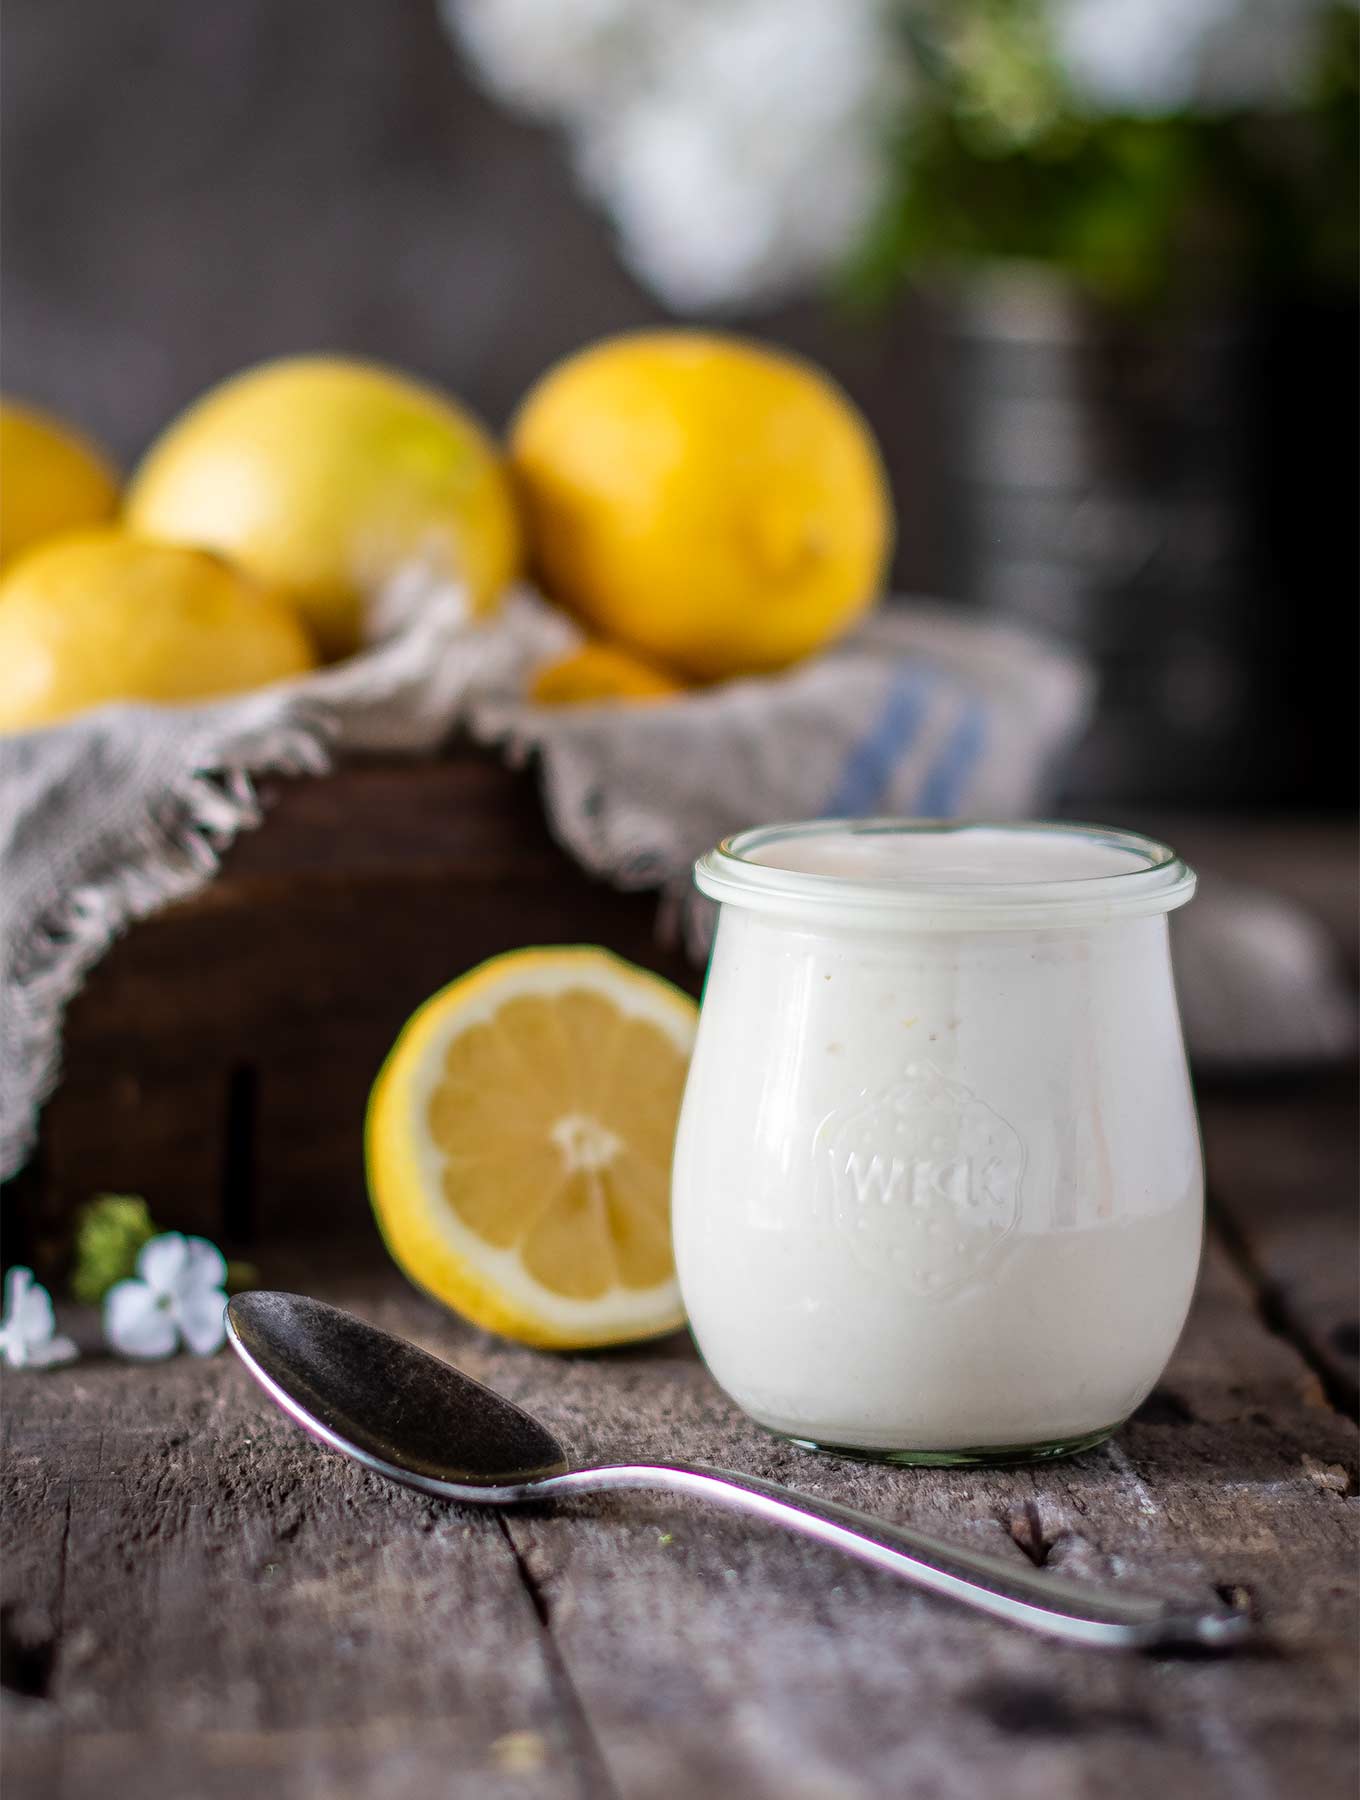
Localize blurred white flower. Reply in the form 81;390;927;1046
579;0;902;310
1055;0;1332;116
103;1232;228;1359
0;1267;78;1370
441;0;663;122
444;0;909;311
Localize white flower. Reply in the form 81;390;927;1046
0;1267;78;1370
595;0;911;311
103;1233;228;1360
441;0;662;122
445;0;909;311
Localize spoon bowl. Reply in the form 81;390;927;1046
226;1291;1253;1653
229;1290;570;1491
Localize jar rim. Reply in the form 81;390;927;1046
694;818;1196;931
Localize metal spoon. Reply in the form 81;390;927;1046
226;1291;1250;1652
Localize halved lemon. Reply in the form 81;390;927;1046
366;947;698;1348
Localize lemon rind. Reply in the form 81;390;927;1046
366;946;695;1349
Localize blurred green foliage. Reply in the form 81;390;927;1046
69;1193;258;1304
70;1194;157;1305
850;2;1358;305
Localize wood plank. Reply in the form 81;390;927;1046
24;753;699;1271
3;1215;1356;1800
1;1327;603;1800
1133;814;1359;972
484;1236;1359;1800
222;758;582;884
1202;1079;1359;1416
39;1068;232;1246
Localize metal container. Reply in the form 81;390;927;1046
936;269;1283;805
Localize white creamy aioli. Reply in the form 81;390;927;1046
672;821;1202;1460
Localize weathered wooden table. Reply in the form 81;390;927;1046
4;1082;1357;1800
3;790;1357;1799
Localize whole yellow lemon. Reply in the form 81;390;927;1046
0;529;316;730
126;357;521;659
530;640;683;706
510;332;893;681
1;400;120;566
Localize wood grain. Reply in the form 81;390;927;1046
15;754;700;1276
1203;1079;1359;1416
4;1093;1357;1800
1136;815;1360;974
6;794;1355;1794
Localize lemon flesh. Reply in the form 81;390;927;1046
366;948;698;1349
1;400;119;567
126;356;521;660
510;330;894;681
0;528;316;730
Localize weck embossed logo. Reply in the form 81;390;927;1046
816;1062;1024;1295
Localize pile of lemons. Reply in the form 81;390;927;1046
0;333;893;731
1;340;900;1348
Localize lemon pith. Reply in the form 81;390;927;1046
366;947;698;1349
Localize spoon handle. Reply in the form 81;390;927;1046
540;1460;1247;1651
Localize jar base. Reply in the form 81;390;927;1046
771;1423;1119;1468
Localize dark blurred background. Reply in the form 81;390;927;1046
3;0;1355;808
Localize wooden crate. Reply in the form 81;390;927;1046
11;751;700;1274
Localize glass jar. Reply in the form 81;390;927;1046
672;819;1200;1465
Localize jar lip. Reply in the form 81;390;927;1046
694;818;1196;930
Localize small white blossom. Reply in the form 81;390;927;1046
103;1233;228;1360
0;1267;78;1370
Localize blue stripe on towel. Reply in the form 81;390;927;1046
917;701;988;818
823;671;933;815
